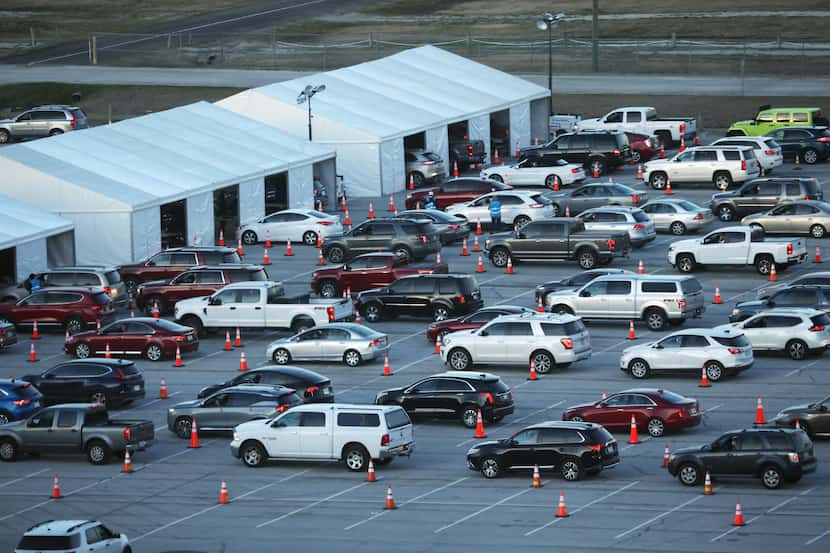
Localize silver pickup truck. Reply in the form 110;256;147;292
0;403;154;465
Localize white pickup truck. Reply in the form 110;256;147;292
174;281;353;334
668;226;807;275
230;403;414;471
575;106;697;147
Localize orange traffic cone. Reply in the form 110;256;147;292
239;351;248;371
122;449;132;473
703;470;714;495
159;378;168;399
382;354;392;376
592;165;600;178
31;321;40;340
262;247;271;265
453;160;459;177
637;259;645;274
473;235;481;252
368;202;375;220
316;234;323;248
665;178;673;195
713;286;722;304
636;163;644;180
662;444;670;468
527;359;538;381
237;237;244;257
224;330;233;351
387;194;396;212
218;480;229;505
173;345;183;367
354;310;362;325
152;300;160;319
628;320;636;340
474;409;487;438
341;195;348;211
218;228;225;247
475;217;483;235
51;473;62;499
506;256;514;274
732;501;745;526
493;148;500;165
265;230;272;249
318;248;325;266
530;464;543;488
537;296;544;313
555;491;569;517
367;459;378;482
284;239;294;256
408;174;415;190
344;209;351;227
769;263;777;282
815;246;822;263
461;237;469;256
384;485;397;510
188;418;201;448
699;365;711;388
679;137;686;152
794;155;801;170
434;335;441;355
234;327;243;348
628;415;640;444
754;396;766;425
476;254;485;273
28;342;38;363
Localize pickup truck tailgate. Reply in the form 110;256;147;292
116;419;155;445
384;409;414;454
309;297;354;321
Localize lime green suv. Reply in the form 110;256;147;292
727;107;828;136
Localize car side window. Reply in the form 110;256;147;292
722;232;746;244
682;335;710;347
702;232;722;245
605;280;631;295
628;394;656;406
786;182;802;196
694;150;718;162
605;111;623;123
57;410;78;428
124;322;153;334
410;379;440;393
776;112;791;123
468;311;498;323
226;392;257;407
238;289;261;303
298;329;323;341
370;223;395;236
770;204;796;216
512;429;540;445
626;111;642;123
196;271;225;284
413;278;436;295
720;150;740;161
390;279;416;294
657;335;683;348
603;395;628;407
581;281;607;296
322;328;349;341
203;393;230;408
86;527;103;545
736;433;765;450
275;411;301;427
235;372;262;384
783;129;808;140
16;112;32;121
775;289;818;305
794;204;819;215
758;182;780;195
765;316;800;327
174;272;197;284
301;412;326;427
28;410;54;428
438;379;473;392
499;195;523;205
676;151;695;162
150;253;173;266
213;289;237;304
483;322;509;336
170;253;197;265
503;322;533;336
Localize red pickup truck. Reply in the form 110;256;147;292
311;253;448;298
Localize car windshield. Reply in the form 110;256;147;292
308;210;328;218
632;211;649;222
424;152;442;162
488;379;510;393
105;270;122;284
348;325;376;338
811;313;830;327
153;319;191;332
530;194;552;205
712;335;751;348
385;408;411;429
676;200;700;211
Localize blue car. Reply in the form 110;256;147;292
0;379;43;424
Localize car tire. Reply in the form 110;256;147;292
123;277;140;296
644;308;668;331
488;174;503;183
180;315;204;336
649;172;668;190
86;440;111;465
75;342;92;359
569;415;584;422
713;171;733;190
628;358;651;379
343;349;362;367
432;304;450;321
531;350;554;374
489;247;509;268
460;404;479;428
810;224;826;239
343;444;369;472
577;248;598;270
678;463;700;486
48;128;64;137
0;130;10;144
647;418;665;437
761;465;783;489
290;317;314;334
393;246;412;262
448;348;472;371
302;230;319;246
755;254;774;275
545;174;562;189
0;438;19;461
704;361;724;382
655;131;672;149
670;221;687;235
786;339;808;361
174;417;192;439
241;230;258;245
145;343;164;362
676;253;695;273
560;458;582;481
803;148;819;165
631;150;641;163
716;204;736;222
319;280;338;298
0;411;10;424
480;456;501;479
552;304;573;315
65;315;85;335
326;246;346;263
241;441;266;467
362;302;383;323
514;215;531;229
272;348;291;365
89;390;108;407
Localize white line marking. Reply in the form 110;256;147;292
0;478;111;522
621;437;650;451
434;487;532;533
703;404;722;414
615;494;704;540
256;481;368;528
120;392;180;413
0;468;50;489
785;359;820;377
455;401;565;448
389;329;427;346
807;528;830;545
711;488;813;542
525;481;639;536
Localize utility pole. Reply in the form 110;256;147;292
592;0;599;73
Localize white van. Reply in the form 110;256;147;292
230;403;414;471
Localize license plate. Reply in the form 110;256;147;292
689;408;698;415
187;335;193;341
134;385;141;391
139;440;146;448
33;401;40;408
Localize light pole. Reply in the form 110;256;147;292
296;84;326;141
536;12;565;115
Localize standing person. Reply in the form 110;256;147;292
312;176;327;211
424;191;436;210
28;273;42;292
489;195;502;230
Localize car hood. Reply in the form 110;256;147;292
669;237;698;250
623;341;657;355
645;159;670;169
268;336;293;346
175;296;211;309
673;444;707;456
734;299;765;311
140;278;171;288
564;402;596;412
469;439;504;450
576;117;602;128
377;387;404;399
730;119;754;128
197;384;222;398
236;418;271;433
544;289;578;299
778;403;815;416
711;191;737;202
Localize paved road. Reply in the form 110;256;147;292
1;156;829;553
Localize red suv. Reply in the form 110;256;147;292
118;247;242;295
562;388;701;438
0;287;114;334
405;178;512;210
65;317;199;362
625;132;658;163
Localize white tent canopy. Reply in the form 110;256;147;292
0;194;75;282
218;45;550;197
0;102;336;266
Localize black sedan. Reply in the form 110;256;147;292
394;209;470;245
197;366;333;403
535;268;630;306
23;359;145;408
773;395;830;438
730;285;830;322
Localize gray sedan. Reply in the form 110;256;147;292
546;182;648;217
166;385;302;438
266;322;390;367
641;199;713;235
741;200;830;239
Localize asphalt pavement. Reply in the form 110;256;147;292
1;153;829;553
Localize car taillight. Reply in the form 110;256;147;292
645;139;652;148
0;329;5;336
675;409;684;418
381;434;390;446
693;213;704;220
787;242;793;255
69;112;77;127
764;149;777;155
560;337;573;349
530;203;544;209
809;324;825;332
124;428;131;441
458;294;466;304
306;386;319;396
817;137;830;143
13;399;30;406
92;305;102;311
741;160;747;171
788;452;800;462
633;223;645;230
571;167;580;174
588;444;602;452
467;145;473;154
632;194;639;203
421;235;428;243
423;160;435;165
104;286;112;296
175;335;186;341
480;392;494;404
613;149;621;156
728;348;742;354
326;306;335;322
448;224;460;229
679;123;686;133
276;404;289;414
113;368;125;381
318;221;333;226
608;239;615;251
678;299;686;310
369;339;380;346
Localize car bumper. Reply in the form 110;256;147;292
230;442;241;458
485;404;515;419
667;413;702;430
786;253;807;265
440;228;470;245
0;332;18;348
630;233;657;247
117;387;146;404
380;441;414;459
726;360;754;374
363;344;391;361
164;341;199;355
126;438;154;452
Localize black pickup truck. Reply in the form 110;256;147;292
0;403;154;465
449;137;487;167
485;218;630;270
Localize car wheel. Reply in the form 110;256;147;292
343;349;362;367
302;230;319;245
89;390;108;406
649;172;667;190
647;418;665;437
644;308;667;331
488;174;503;183
589;159;605;176
531;351;554;374
363;302;383;323
560;458;582;481
629;359;651;379
0;439;19;461
713;171;733;190
705;361;724;382
241;441;266;467
174;417;192;439
327;246;345;263
394;246;412;262
65;316;85;334
786;339;808;361
460;404;479;428
678;463;700;486
75;342;92;359
552;304;573;315
291;318;314;334
343;444;368;472
670;221;687;235
480;457;501;479
716;205;736;222
448;348;471;370
410;172;425;187
545;174;562;189
514;215;531;229
180;315;204;336
432;305;450;321
241;230;258;245
803;148;819;165
319;281;338;298
0;130;10;144
490;247;509;268
123;277;140;296
755;255;774;275
631;150;641;163
86;440;111;465
577;249;598;270
0;411;10;424
272;348;291;365
676;253;695;273
145;343;163;362
761;465;783;489
569;415;584;422
810;224;826;239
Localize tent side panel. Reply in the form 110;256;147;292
530;98;550;145
426;126;449;177
131;206;161;262
380;138;405;196
333;143;381;198
47;231;76;268
468;114;491;162
509;103;531;158
239;177;265;227
65;212;134;265
187;192;214;246
288;164;314;210
15;239;47;283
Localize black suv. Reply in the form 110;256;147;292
356;274;483;322
710;177;823;222
730;285;830;321
197;366;333;403
520;130;632;175
322;219;441;263
375;371;514;428
668;428;816;489
765;127;830;164
466;421;619;480
23;359;145;408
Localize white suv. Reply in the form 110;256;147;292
711;136;784;173
715;308;830;360
643;146;760;190
16;520;130;553
441;312;592;373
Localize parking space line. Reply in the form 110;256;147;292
455;401;565;448
524;481;639;536
434;487;532;534
614;494;705;540
344;477;468;530
807;528;830;546
0;477;114;522
711;487;813;542
621;437;650;451
702;404;722;413
0;468;50;489
120;392;180;414
389;329;428;346
785;359;821;377
256;481;368;528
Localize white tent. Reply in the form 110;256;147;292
0;102;336;266
0;194;75;283
217;45;550;197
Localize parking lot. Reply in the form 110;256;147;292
1;150;830;553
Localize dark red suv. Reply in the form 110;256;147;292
562;388;701;438
118;247;242;295
405;178;512;210
0;287;114;334
65;318;198;362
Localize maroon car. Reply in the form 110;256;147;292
65;317;199;362
0;287;114;334
562;388;700;438
425;305;534;342
405;178;512;210
311;252;448;298
118;246;242;295
625;132;658;164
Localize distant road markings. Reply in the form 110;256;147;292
256;481;368;528
525;481;639;536
434;487;533;533
615;494;706;540
0;468;50;489
711;487;813;542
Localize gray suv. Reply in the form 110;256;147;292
406;149;446;187
0;105;88;143
322;218;441;263
0;266;126;306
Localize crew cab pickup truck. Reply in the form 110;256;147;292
668;226;807;275
311;253;448;298
0;403;154;465
174;281;353;334
230;403;414;471
575;106;697;147
485;218;630;270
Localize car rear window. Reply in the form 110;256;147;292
803;178;821;195
70;108;86;119
811;313;830;327
764;432;795;450
641;281;677;293
384;408;411;429
486;379;510;393
118;363;141;376
338;412;380;427
530;194;552;205
658;390;689;403
712;335;751;347
632;210;649;222
456;276;479;295
423;152;442;162
153;319;191;333
587;426;614;444
91;291;111;305
104;270;122;284
763;139;780;149
680;279;703;294
18;535;81;550
541;321;585;335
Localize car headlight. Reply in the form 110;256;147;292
466;447;480;456
731;308;740;316
776;411;786;419
442;337;451;346
168;408;175;413
233;431;240;442
669;454;676;462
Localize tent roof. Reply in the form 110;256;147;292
0;194;74;250
218;45;550;142
0;102;335;212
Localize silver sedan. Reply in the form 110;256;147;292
641;199;713;235
266;322;390;367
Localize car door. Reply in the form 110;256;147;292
762;315;801;349
39;364;87;403
409;277;436;316
12;111;34;137
535;221;567;260
648;334;684;369
22;409;55;451
784;129;811;158
222;391;262;428
644;203;672;231
738;315;770;349
265;411;302;457
791;203;822;234
233;288;264;326
732;432;766;475
699;230;747;264
627;393;659;430
363;221;397;253
668;150;696;180
534;428;570;469
383;278;416;313
603;279;634;317
86;525;116;553
196;392;230;429
501;428;541;468
705;433;740;474
349;256;393;290
693;149;719;180
508;158;536;185
680;334;712;369
298;411;330;458
402;378;442;413
97;321;126;355
473;321;510;363
762;204;796;233
571;186;601;212
120;321;154;356
511;222;544;258
461;195;491;224
202;288;239;325
290;328;324;360
319;327;351;360
260;212;292;242
602;111;624;133
597;393;633;430
53;409;82;450
573;280;608;317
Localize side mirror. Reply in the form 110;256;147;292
343;264;350;271
386;288;393;294
579;291;591;297
703;443;712;452
653;343;663;349
479;330;489;337
209;297;222;306
517;233;526;239
509;439;518;446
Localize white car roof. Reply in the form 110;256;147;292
754;307;826;318
25;520;96;535
291;403;404;413
667;327;737;338
713;136;771;145
219;281;282;289
488;312;581;324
